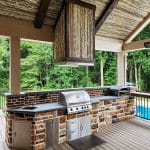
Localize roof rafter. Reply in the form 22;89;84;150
123;38;150;51
125;13;150;43
34;0;51;28
95;0;120;33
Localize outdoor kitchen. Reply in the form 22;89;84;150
4;0;136;149
6;87;134;150
0;0;149;150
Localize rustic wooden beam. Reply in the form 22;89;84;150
34;0;51;28
53;0;65;30
0;15;54;42
123;38;150;51
125;13;150;43
95;0;120;33
69;0;96;10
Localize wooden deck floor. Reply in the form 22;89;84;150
1;110;150;150
57;119;150;150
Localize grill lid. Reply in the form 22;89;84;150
61;90;90;106
59;90;92;114
109;86;130;96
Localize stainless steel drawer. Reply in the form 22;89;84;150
67;129;79;141
67;118;78;130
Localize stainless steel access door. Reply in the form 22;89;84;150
79;116;91;138
67;116;91;141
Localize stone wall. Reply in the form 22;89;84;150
6;111;57;150
91;96;134;133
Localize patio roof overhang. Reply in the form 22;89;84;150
0;0;149;94
0;0;149;50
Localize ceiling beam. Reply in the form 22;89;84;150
95;0;120;33
53;0;65;29
123;38;150;52
0;15;54;42
95;36;123;52
34;0;51;28
125;13;150;43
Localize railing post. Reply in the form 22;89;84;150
10;37;20;94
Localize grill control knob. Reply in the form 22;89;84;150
76;107;78;110
81;106;83;109
70;108;73;111
87;105;89;108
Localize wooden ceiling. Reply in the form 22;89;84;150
0;0;149;41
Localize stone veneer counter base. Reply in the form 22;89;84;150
5;88;134;150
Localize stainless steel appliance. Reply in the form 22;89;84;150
109;86;130;96
59;90;92;141
67;116;91;141
59;90;92;114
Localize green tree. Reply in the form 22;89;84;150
0;38;9;90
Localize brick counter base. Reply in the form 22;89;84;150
6;88;103;108
6;96;134;150
91;97;134;133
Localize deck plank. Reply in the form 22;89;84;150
103;121;150;147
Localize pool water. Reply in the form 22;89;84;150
136;106;150;119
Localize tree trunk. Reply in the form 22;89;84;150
100;59;104;86
134;62;138;90
129;67;132;83
138;65;141;91
86;66;89;77
70;68;73;88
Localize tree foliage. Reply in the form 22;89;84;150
127;24;150;92
0;38;9;91
0;39;117;91
0;24;149;92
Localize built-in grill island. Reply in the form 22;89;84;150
6;87;135;150
59;90;92;141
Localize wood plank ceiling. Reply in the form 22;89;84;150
0;0;149;41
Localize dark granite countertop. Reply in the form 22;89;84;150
7;95;130;114
7;102;66;114
90;95;130;104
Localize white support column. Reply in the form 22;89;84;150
10;37;20;94
117;51;127;86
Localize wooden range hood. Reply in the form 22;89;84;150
54;0;96;66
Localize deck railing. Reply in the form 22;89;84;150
0;91;6;109
131;92;150;120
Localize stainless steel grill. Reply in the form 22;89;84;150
59;90;92;114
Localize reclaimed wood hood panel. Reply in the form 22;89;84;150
54;0;96;66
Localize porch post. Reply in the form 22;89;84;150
10;37;20;94
117;51;127;86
